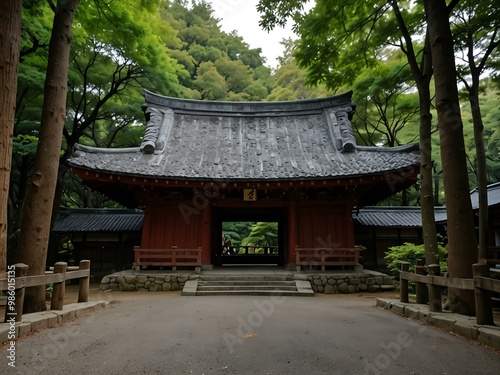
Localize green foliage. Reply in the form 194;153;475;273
460;84;500;185
161;1;272;101
384;242;448;276
266;39;332;101
241;222;278;248
222;221;279;254
352;50;420;147
222;222;254;246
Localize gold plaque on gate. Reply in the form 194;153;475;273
243;189;257;201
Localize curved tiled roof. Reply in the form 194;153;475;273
68;91;420;182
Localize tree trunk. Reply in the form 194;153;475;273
418;85;439;266
469;85;488;263
0;0;22;276
15;0;79;313
424;0;477;315
416;33;439;267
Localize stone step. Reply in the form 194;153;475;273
197;285;298;291
199;275;293;282
198;280;296;287
182;279;315;297
194;290;314;297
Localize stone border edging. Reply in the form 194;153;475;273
0;301;109;344
376;298;500;351
304;273;395;294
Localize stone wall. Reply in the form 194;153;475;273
100;273;199;292
305;273;395;294
100;271;395;294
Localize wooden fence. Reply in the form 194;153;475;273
133;246;202;272
487;246;500;266
399;261;500;325
295;246;361;272
223;245;279;256
1;260;91;323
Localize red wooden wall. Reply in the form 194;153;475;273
296;202;354;249
140;197;354;266
141;201;204;249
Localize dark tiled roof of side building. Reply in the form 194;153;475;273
353;206;448;228
52;207;144;233
470;182;500;210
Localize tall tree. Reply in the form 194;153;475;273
452;0;500;262
258;0;441;268
424;0;477;314
15;0;79;313
390;1;440;266
0;0;22;274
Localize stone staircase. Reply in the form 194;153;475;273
182;275;314;296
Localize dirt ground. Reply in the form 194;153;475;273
7;288;500;375
2;282;499;325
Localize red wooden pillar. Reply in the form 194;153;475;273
288;200;297;265
346;200;356;247
201;203;211;265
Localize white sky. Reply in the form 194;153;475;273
208;0;296;68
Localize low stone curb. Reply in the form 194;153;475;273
376;298;500;351
0;301;109;344
100;273;196;292
306;273;395;294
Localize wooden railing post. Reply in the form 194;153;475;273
415;259;428;304
133;246;139;271
51;262;67;310
295;246;300;272
14;264;28;322
473;263;493;325
354;247;360;264
400;261;409;303
171;246;177;271
78;260;91;303
4;263;28;323
428;264;442;312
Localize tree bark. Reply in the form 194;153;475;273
424;0;477;315
418;84;439;266
15;0;79;313
469;87;488;263
0;0;22;276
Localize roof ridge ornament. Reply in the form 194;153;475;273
337;107;356;152
140;107;174;154
325;107;356;152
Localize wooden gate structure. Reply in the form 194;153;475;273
68;91;420;269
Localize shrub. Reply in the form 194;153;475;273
385;242;448;276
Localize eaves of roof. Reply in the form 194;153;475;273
353;206;447;228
